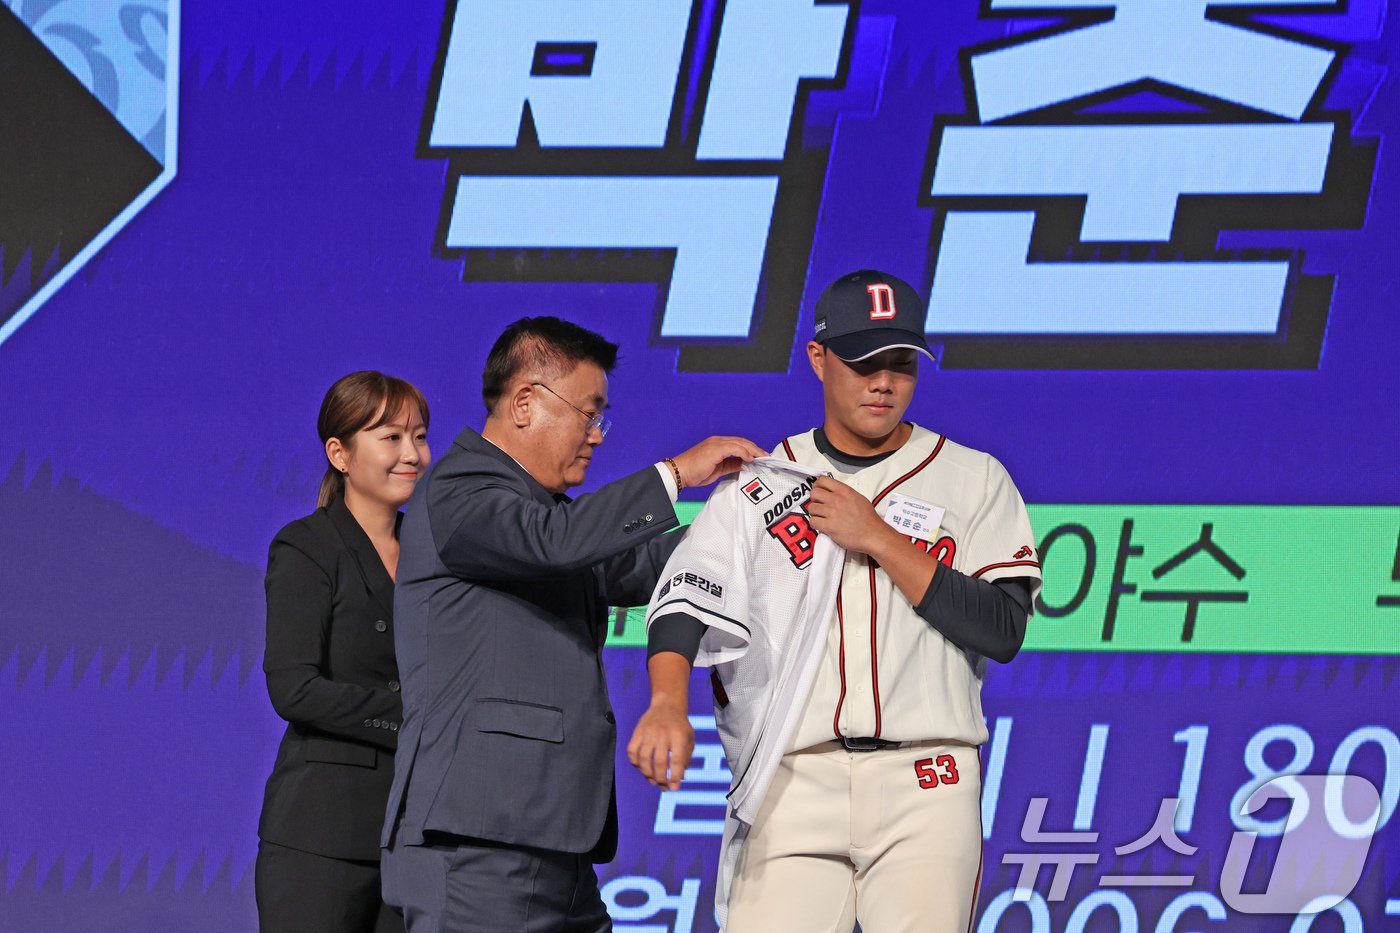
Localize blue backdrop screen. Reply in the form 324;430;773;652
1;1;1396;930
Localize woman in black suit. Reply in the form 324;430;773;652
256;371;430;933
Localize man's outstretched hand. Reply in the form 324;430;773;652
670;436;766;488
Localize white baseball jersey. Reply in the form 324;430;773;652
778;424;1042;752
644;456;846;922
644;457;845;824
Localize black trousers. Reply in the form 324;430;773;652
256;839;405;933
381;833;611;933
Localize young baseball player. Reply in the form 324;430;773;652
628;270;1042;932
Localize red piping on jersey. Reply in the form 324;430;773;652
972;559;1041;578
780;437;797;461
967;752;985;933
872;434;945;507
868;562;881;738
863;433;943;738
832;586;847;739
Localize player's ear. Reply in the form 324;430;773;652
807;342;827;382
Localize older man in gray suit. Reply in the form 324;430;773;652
381;316;761;932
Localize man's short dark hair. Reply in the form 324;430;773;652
482;316;620;413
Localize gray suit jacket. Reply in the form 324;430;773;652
381;426;681;860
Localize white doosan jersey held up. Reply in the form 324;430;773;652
644;456;846;924
644;457;845;824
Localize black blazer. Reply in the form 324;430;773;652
383;426;683;860
259;497;403;861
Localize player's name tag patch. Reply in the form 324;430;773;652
883;493;945;543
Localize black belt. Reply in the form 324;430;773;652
839;736;902;752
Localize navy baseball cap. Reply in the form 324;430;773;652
813;270;934;362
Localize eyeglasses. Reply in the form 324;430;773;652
532;383;612;437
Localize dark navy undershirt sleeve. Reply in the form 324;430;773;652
916;569;1033;664
647;612;707;664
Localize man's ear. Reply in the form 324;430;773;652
508;382;535;428
807;342;827;383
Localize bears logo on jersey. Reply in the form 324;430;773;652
767;507;817;569
760;478;820;568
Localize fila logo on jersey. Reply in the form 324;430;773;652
867;283;897;320
1014;545;1034;560
742;478;773;504
658;569;725;604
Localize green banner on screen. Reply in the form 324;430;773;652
607;505;1400;654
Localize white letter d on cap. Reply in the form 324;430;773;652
867;283;897;320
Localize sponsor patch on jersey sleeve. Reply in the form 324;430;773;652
659;568;726;606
